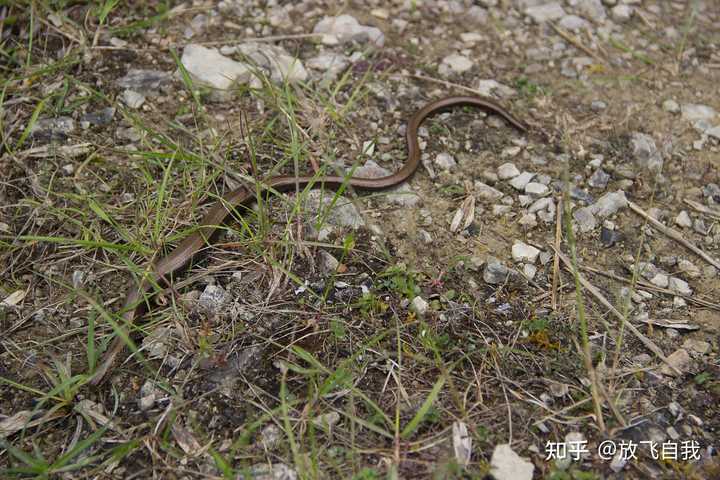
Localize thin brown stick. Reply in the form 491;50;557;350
552;247;681;376
550;23;606;65
628;201;720;270
683;198;720;221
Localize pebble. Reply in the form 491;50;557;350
490;444;534;480
600;226;622;247
678;259;700;279
229;43;308;84
662;99;680;113
30;117;75;140
483;257;511;284
559;15;589;30
573;207;597;232
120;90;145;109
518;213;538;228
475;182;504;201
681;104;717;122
523;263;537;280
313;15;384;47
411;296;429;317
682;339;710;355
493;205;512;216
590;190;628;218
439;54;474;75
509;172;535;191
303;190;365;229
81;107;115;126
660;348;691;376
674;211;692;228
306;52;349;80
588;169;610;189
476;79;516;98
354;160;420;207
528;197;553;214
318;251;339;274
497;162;520;180
434;153;457;170
181;44;251;90
525;3;566;23
116;69;171;93
630;133;663;173
199;284;230;314
525;182;549;197
610;4;633;22
512;242;540;263
668;277;692;296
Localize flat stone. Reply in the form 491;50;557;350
675;211;692;228
559;14;589;30
588;169;610;189
199;285;230;314
476;79;516;98
497;162;520;180
354;160;420;207
630;133;663;173
410;296;429;317
573;206;597;232
313;15;384;47
668;277;692;296
30;117;75;140
475;182;504;201
439;54;474;75
512;242;541;263
525;3;566;23
306;52;350;80
434;152;457;170
181;44;252;90
610;4;633;22
662;99;680;113
590;190;628;218
484;257;511;284
525;182;549;197
682;339;710;355
303;190;365;229
230;43;308;84
490;444;534;480
116;69;172;93
660;348;691;376
509;171;535;191
120;89;145;109
681;104;717;122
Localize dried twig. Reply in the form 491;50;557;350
552;198;562;311
552;247;681;376
683;198;720;221
629;201;720;270
550;23;606;65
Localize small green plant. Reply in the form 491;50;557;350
378;264;420;300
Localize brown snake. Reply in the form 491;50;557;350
89;95;527;385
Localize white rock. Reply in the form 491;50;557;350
354;160;420;207
411;296;429;317
121;90;145;108
650;273;669;289
528;197;554;214
518;213;538;228
434;152;457;170
509;172;535;191
525;3;566;23
181;44;251;90
559;15;589;30
678;259;701;279
662;99;680;113
681;104;717;122
497;162;520;180
523;263;537;280
313;15;384;46
233;43;308;84
668;277;692;296
573;206;597;232
674;211;692;228
475;182;504;201
590;190;628;218
525;182;549;197
440;54;474;75
490;444;534;480
512;242;540;263
610;4;633;22
476;79;516;98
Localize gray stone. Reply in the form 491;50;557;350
590;190;628;218
227;43;308;84
410;296;429;317
439;54;474;75
30;117;75;140
681;104;717;122
525;3;566;23
678;259;700;279
591;100;608;111
303;190;365;229
116;69;172;93
354;160;420;207
610;4;633;22
668;277;692;296
675;211;692;228
199;284;230;314
313;15;384;47
662;99;680;113
434;152;457;170
660;349;691;376
490;444;534;480
559;14;589;30
588;169;610;189
240;463;297;480
484;257;511;284
497;162;520;180
475;182;504;201
307;52;350;80
476;79;516;98
120;89;145;109
630;132;663;173
573;206;597;232
509;171;535;191
525;182;549;197
81;108;115;127
575;0;607;23
318;251;339;274
518;213;538;228
181;44;252;90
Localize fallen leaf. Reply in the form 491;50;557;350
450;196;475;233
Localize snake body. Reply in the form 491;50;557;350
89;95;527;385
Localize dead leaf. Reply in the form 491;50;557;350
452;421;472;467
1;290;26;307
171;423;202;455
450;196;475;233
639;318;699;331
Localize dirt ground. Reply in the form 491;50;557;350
1;1;719;479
